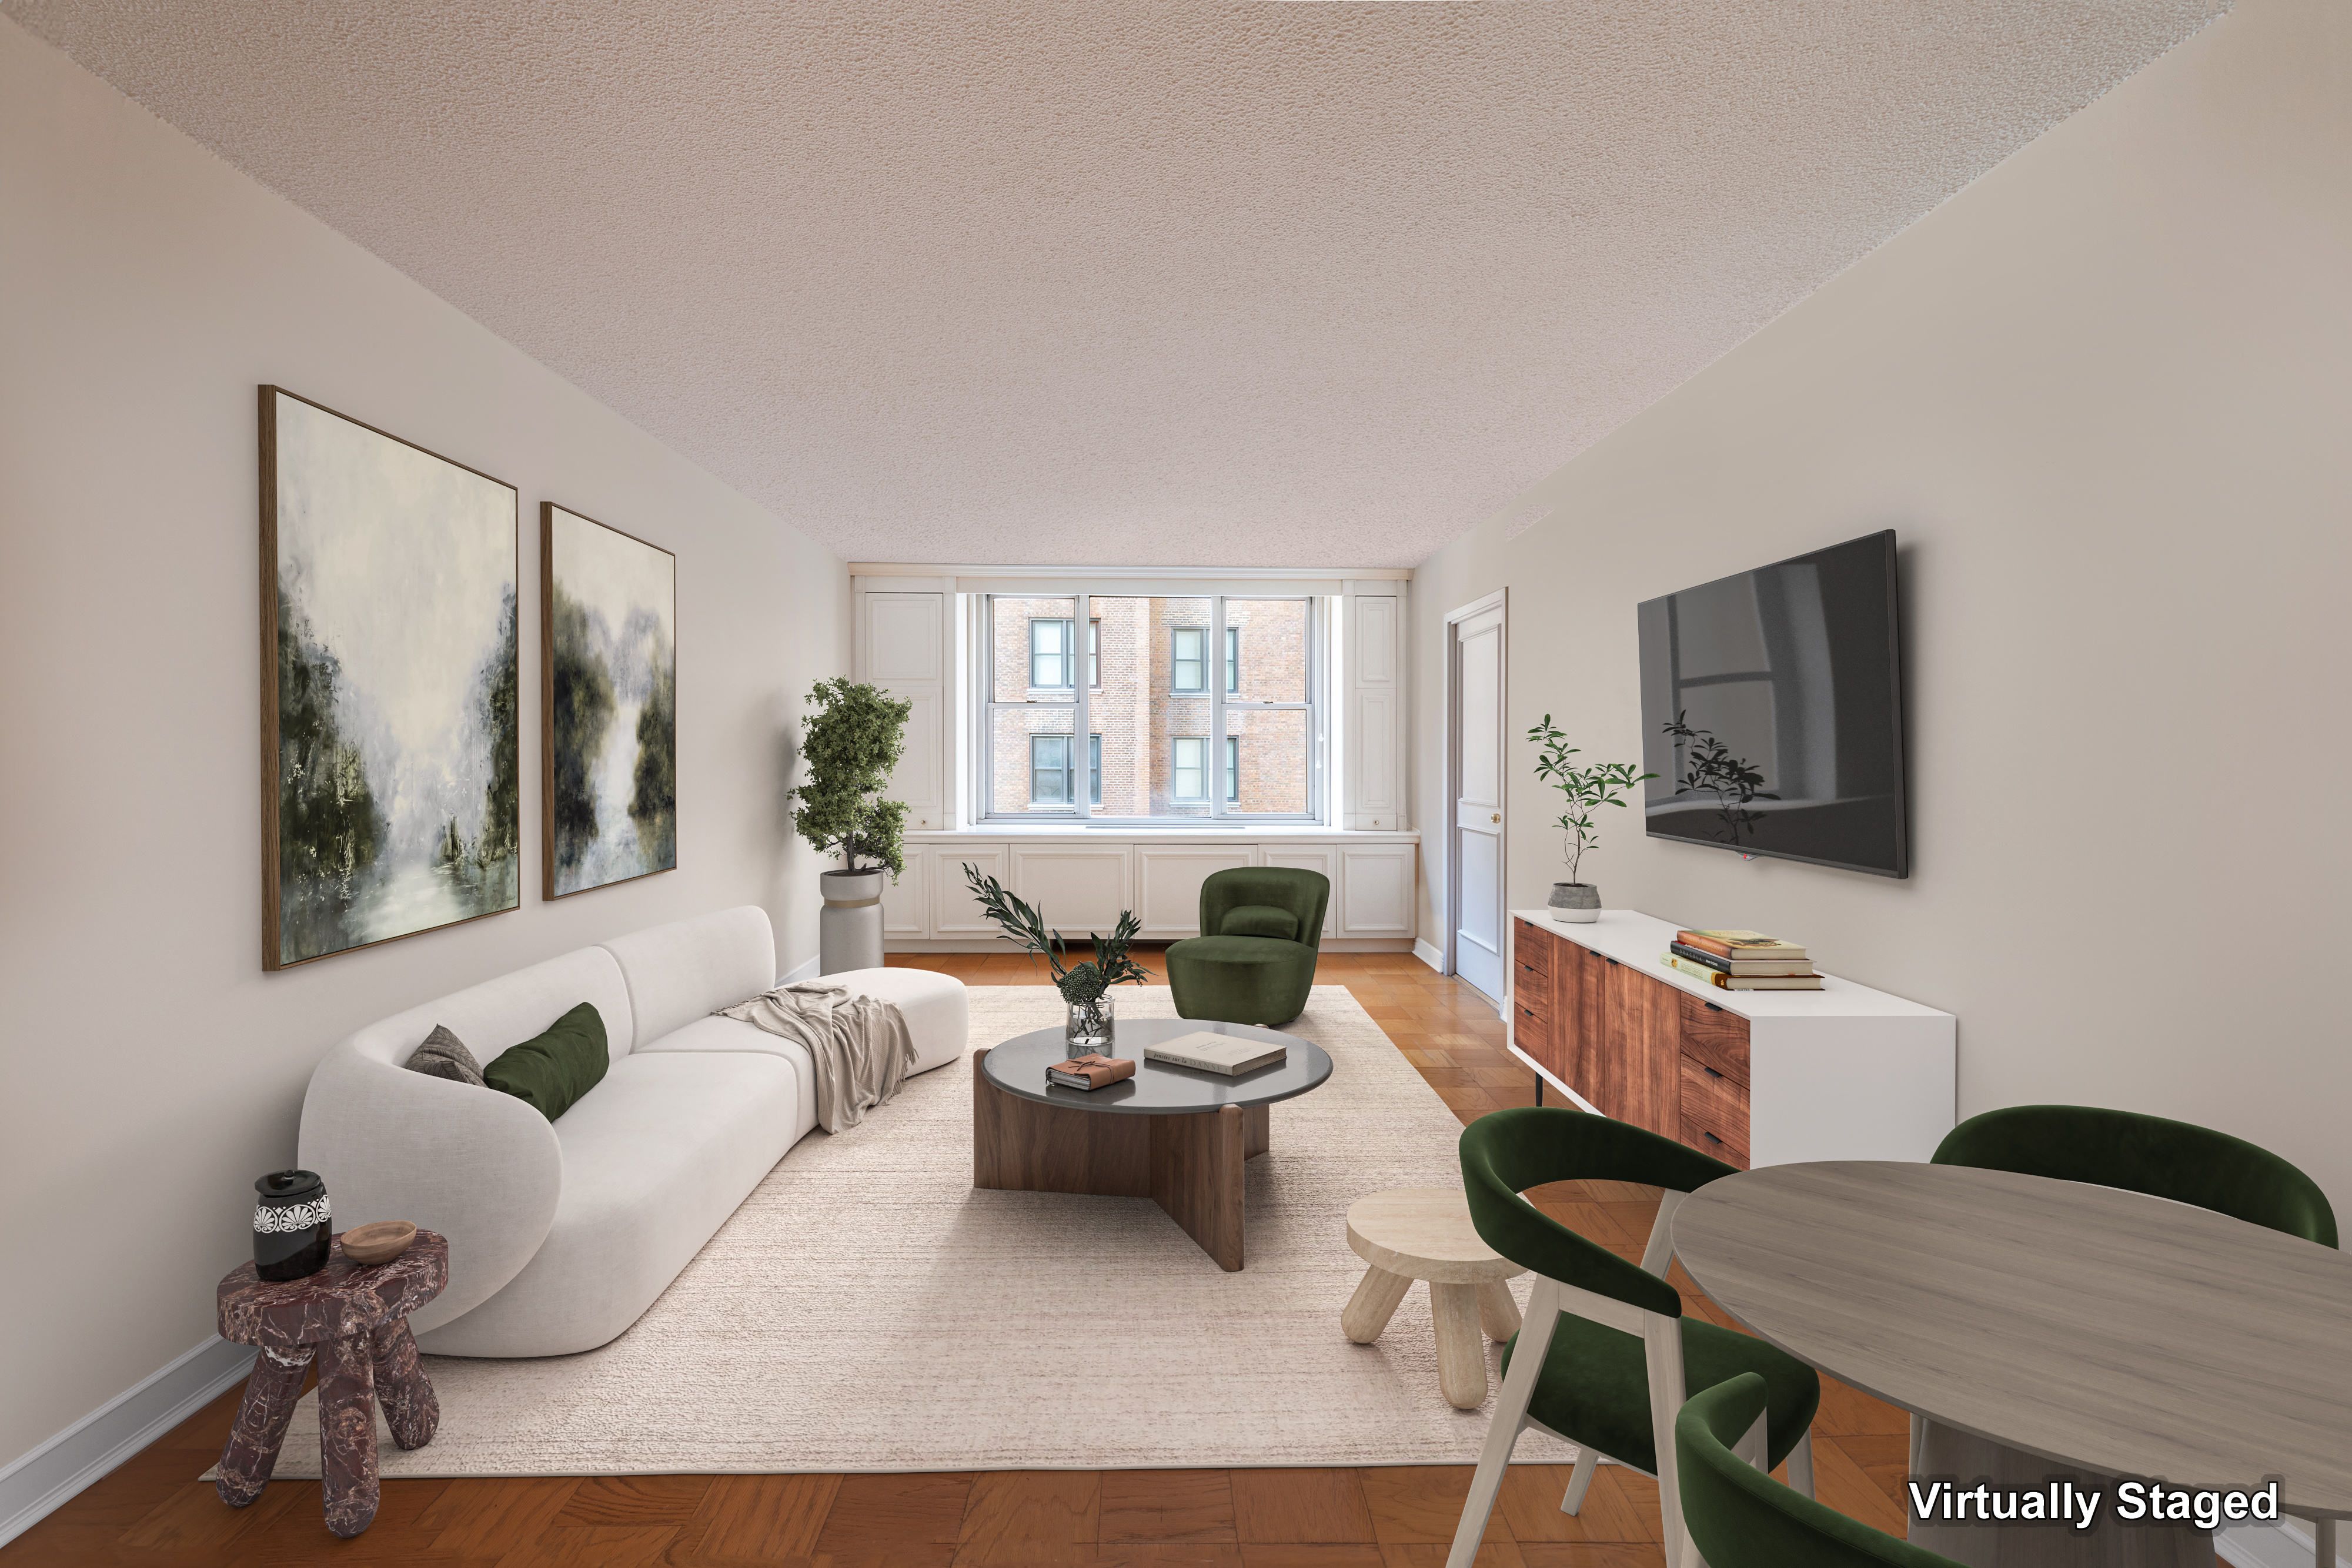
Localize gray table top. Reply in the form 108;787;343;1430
1672;1161;2352;1519
980;1018;1333;1115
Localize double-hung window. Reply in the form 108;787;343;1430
980;591;1319;823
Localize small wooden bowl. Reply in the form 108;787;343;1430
342;1221;417;1267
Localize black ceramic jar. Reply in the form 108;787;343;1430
252;1169;331;1282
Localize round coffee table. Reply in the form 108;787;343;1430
973;1018;1333;1271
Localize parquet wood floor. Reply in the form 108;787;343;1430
0;952;1981;1566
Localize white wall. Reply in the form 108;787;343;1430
0;18;848;1465
1412;0;2351;1207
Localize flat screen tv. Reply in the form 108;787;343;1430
1636;530;1907;877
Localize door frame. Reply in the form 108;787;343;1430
1440;588;1507;1012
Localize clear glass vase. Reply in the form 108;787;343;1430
1064;994;1114;1054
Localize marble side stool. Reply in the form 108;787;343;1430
1342;1188;1527;1410
214;1230;447;1537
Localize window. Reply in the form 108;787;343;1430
1027;733;1103;806
1030;618;1072;690
1172;737;1207;803
1172;627;1206;694
1030;735;1071;804
981;592;1319;823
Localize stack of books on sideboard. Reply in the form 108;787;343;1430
1661;930;1823;991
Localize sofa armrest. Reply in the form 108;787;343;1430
299;1042;562;1336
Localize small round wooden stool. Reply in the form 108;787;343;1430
1343;1187;1526;1409
214;1230;447;1537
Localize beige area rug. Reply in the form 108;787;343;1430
246;986;1575;1475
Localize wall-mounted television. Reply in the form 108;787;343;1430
1636;530;1907;878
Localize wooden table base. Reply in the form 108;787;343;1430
972;1049;1269;1271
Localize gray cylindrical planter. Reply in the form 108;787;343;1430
819;867;887;974
1547;882;1601;924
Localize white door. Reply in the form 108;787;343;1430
1452;603;1506;1002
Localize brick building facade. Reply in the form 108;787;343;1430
985;595;1309;817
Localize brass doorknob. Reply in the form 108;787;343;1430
1490;813;1501;823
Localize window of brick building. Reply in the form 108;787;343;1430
983;592;1317;823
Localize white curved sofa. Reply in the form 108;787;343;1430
298;905;965;1358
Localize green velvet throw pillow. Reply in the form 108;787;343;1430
483;1002;609;1122
1221;904;1301;941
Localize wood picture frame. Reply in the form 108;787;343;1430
260;385;522;969
540;502;677;900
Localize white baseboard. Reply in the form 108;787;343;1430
0;1335;255;1548
778;952;821;984
2219;1519;2345;1568
1412;938;1445;973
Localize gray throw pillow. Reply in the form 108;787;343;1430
406;1023;486;1086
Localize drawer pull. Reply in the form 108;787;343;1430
1704;1001;1724;1013
1703;1131;1723;1146
1703;1065;1724;1081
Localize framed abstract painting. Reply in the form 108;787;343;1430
260;386;522;969
541;503;677;898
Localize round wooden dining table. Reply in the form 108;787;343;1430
1672;1161;2352;1568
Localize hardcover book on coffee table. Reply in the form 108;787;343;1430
1143;1031;1288;1076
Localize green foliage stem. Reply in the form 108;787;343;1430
787;678;914;877
961;864;1151;1005
1525;713;1657;885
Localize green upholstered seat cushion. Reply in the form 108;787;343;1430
1164;934;1320;1027
1933;1105;2338;1248
483;1002;609;1122
1170;934;1314;968
1221;904;1301;941
1678;1374;1962;1568
1501;1313;1820;1476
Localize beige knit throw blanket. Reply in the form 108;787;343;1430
716;982;916;1132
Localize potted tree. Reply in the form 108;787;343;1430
787;678;914;972
1526;714;1655;923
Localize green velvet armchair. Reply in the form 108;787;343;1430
1164;866;1329;1027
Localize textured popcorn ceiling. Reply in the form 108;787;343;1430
9;2;2225;567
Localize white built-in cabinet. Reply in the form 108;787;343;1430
1135;843;1259;938
884;834;1416;946
857;584;953;832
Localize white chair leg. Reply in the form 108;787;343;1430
1642;1311;1694;1568
1559;1447;1599;1514
1784;1428;1815;1500
1445;1276;1563;1568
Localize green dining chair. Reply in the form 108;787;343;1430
1163;865;1329;1027
1678;1373;1964;1568
1931;1104;2337;1246
1930;1103;2339;1568
1443;1106;1823;1568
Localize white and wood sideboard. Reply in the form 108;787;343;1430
1507;908;1955;1168
886;830;1419;951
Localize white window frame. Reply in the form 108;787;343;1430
977;590;1322;827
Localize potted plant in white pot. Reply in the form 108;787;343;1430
1527;714;1655;923
787;678;913;972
